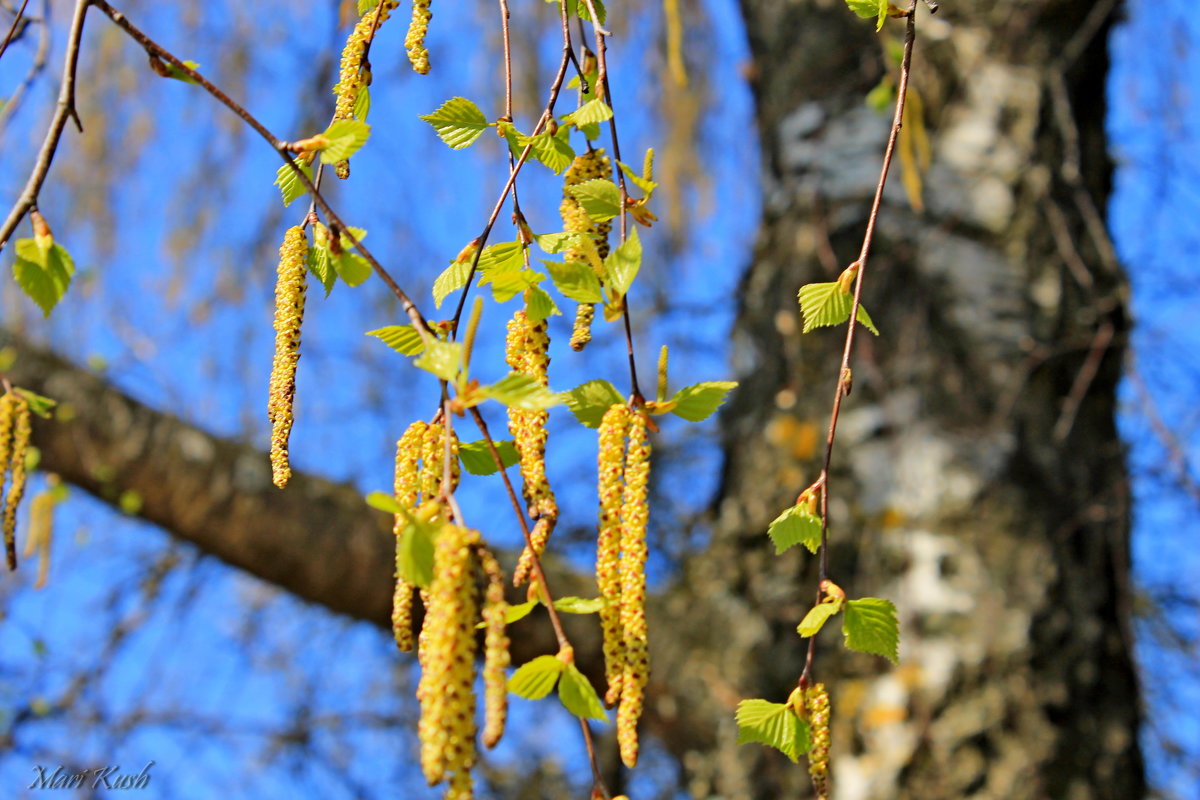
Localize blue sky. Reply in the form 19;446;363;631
0;0;1196;797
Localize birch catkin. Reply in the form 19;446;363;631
478;546;510;749
617;409;651;768
1;393;31;570
391;421;427;652
596;403;631;706
332;1;399;178
806;683;831;800
417;524;478;792
561;149;613;351
506;310;558;586
268;226;308;489
405;0;432;75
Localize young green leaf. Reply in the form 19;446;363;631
412;339;463;382
477;241;525;273
667;380;737;423
274;158;313;207
476;598;538;629
564;98;614;128
319;119;371;164
367;325;426;356
767;505;823;555
843;597;900;663
432;258;474;308
797;598;844;638
562;379;624;428
354;83;370;121
846;0;888;30
605;228;642;297
544;259;603;303
481;269;543;304
365;491;404;514
797;281;880;335
358;0;380;13
420;97;490;150
618;160;659;197
508;655;565;700
558;663;608;721
307;241;337;296
334;252;371;287
524;285;561;321
159;59;202;85
396;520;436;589
13;388;57;418
567;179;622;222
481;373;559;411
13;239;74;317
534;231;586;255
735;699;811;763
552;596;605;614
458;439;521;475
524;128;576;174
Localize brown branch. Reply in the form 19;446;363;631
0;0;49;134
0;0;87;253
0;0;31;61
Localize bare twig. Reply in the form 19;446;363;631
0;0;49;135
0;0;31;61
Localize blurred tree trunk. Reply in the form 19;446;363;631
4;1;1144;798
647;1;1144;798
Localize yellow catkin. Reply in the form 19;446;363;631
617;410;651;768
507;310;558;586
268;227;309;489
561;148;613;352
405;0;432;75
392;421;428;652
806;683;831;800
419;421;460;504
2;394;31;571
596;403;631;706
26;489;54;589
0;394;16;569
478;546;510;749
417;525;478;790
332;1;398;179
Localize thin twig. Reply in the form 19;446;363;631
0;0;31;61
0;0;87;253
0;0;50;135
802;0;919;684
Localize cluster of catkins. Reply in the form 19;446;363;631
595;403;652;768
331;1;400;178
267;226;309;489
392;420;509;800
806;683;831;800
505;309;558;586
0;391;32;570
560;148;613;351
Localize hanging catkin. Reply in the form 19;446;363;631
331;1;399;177
806;683;831;800
477;546;510;748
0;393;31;570
506;310;558;586
560;149;613;351
268;226;308;489
417;524;478;792
617;409;651;768
596;403;631;705
391;421;427;651
405;0;432;75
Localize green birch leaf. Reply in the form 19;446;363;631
354;83;370;121
432;259;474;308
843;597;900;663
396;520;436;589
477;241;525;273
365;491;403;514
561;379;624;428
544;0;607;24
274;158;313;207
334;252;371;287
482;373;559;411
457;439;520;475
558;663;607;721
13;239;74;317
508;655;565;700
797;598;844;637
412;339;463;381
668;380;737;422
544;259;602;303
735;699;811;763
534;231;586;255
481;269;542;303
367;325;426;356
479;599;538;629
526;128;576;174
767;505;823;555
524;285;561;321
161;59;202;85
564;98;614;128
319;119;371;163
618;160;659;197
553;596;605;614
13;388;56;418
797;281;880;335
307;241;336;296
420;97;490;150
605;228;642;297
567;179;622;222
358;0;380;13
